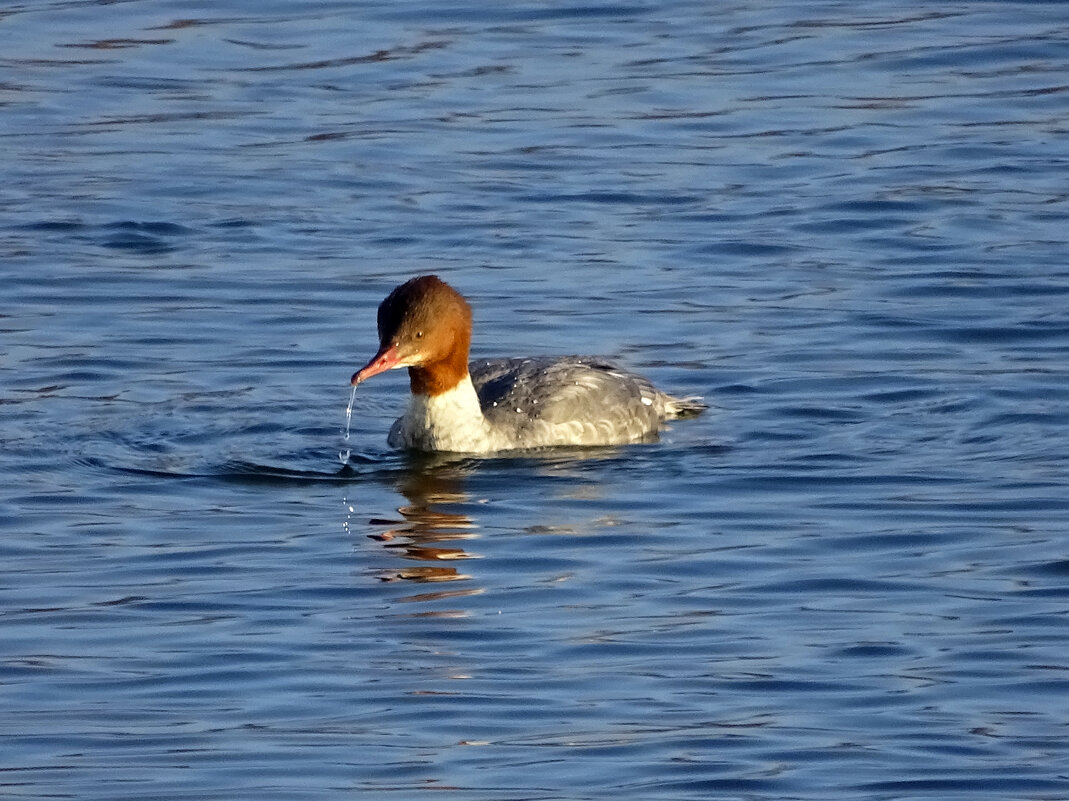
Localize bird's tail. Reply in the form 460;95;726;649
664;394;707;418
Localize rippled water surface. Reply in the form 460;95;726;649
3;1;1069;799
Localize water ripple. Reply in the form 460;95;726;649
2;2;1069;800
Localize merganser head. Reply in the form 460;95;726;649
351;275;473;396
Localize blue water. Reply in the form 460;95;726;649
3;1;1069;799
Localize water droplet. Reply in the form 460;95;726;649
339;384;358;465
343;384;357;440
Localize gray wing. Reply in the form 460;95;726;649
468;356;670;444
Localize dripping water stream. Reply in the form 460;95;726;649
339;384;357;466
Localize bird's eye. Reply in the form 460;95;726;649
415;331;424;339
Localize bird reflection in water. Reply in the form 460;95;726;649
365;461;484;603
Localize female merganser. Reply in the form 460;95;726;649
351;275;705;453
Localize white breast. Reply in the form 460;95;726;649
388;379;494;452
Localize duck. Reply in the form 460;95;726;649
351;275;704;453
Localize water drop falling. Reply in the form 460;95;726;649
342;495;352;535
339;384;358;466
344;384;357;439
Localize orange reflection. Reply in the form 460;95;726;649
367;462;482;603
